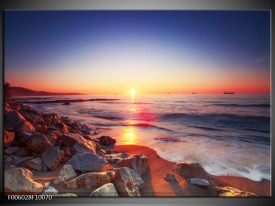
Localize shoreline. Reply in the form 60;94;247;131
114;145;270;196
4;99;270;197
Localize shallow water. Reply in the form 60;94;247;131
20;94;271;181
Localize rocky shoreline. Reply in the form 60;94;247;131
4;99;270;197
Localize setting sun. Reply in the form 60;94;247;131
130;88;135;97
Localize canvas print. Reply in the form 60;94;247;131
4;11;270;197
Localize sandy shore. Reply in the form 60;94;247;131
114;145;270;196
31;144;270;197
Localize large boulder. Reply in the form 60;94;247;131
4;147;19;155
27;134;52;153
215;186;257;197
61;133;96;154
173;162;209;179
41;146;64;170
25;157;43;171
12;156;34;165
67;153;106;173
14;121;35;134
66;171;115;189
113;167;143;196
118;154;148;176
4;110;26;130
5;168;43;194
97;136;116;146
4;131;15;148
89;183;118;196
53;164;77;185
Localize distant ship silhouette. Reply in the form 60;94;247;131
224;91;235;94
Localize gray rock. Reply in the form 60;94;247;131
173;162;209;179
53;164;77;185
25;157;43;171
5;110;26;130
61;133;96;154
4;168;43;194
5;147;19;155
113;167;142;196
27;134;52;153
66;171;115;189
104;152;129;163
42;146;64;170
4;131;15;148
89;183;118;196
67;152;106;173
118;154;148;176
189;178;210;187
12;156;34;165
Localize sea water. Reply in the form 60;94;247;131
21;94;270;181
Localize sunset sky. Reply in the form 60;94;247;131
4;11;270;94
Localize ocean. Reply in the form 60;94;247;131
19;94;271;181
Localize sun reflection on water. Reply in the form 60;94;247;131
121;128;137;145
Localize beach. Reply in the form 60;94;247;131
4;98;270;197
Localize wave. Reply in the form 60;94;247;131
188;125;224;132
160;113;270;133
212;103;270;108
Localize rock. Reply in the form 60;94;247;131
27;134;52;153
16;132;33;145
14;121;35;134
41;146;64;170
72;142;95;154
12;156;34;165
54;193;77;197
90;183;118;196
66;171;115;189
61;133;96;154
4;168;43;194
189;178;210;187
42;186;58;195
59;122;69;134
215;186;257;197
5;110;26;130
61;116;71;123
46;130;61;145
118;154;148;175
97;135;116;146
173;162;209;179
5;147;19;155
67;153;106;173
113;167;143;196
25;157;42;171
127;168;145;189
64;147;73;157
53;164;77;185
4;130;15;148
104;152;129;163
164;173;176;182
37;125;48;133
15;147;29;157
44;113;60;123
